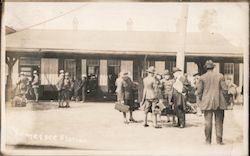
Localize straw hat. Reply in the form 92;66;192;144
172;67;182;73
146;66;156;73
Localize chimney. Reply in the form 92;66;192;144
73;17;79;31
126;18;133;31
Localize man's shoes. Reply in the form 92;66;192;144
144;124;149;127
154;125;162;129
124;121;129;124
217;142;224;145
129;118;137;123
205;141;211;145
173;123;180;127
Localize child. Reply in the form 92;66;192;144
226;77;237;109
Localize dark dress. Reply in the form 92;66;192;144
122;77;137;111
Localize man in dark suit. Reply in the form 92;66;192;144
197;60;228;145
172;67;188;128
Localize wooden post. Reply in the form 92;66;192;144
176;4;188;72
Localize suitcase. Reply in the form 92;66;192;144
114;102;129;113
13;95;26;107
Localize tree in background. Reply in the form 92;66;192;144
198;9;218;32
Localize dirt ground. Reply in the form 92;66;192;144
3;101;247;156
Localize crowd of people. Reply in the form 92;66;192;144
12;59;242;144
56;70;87;108
115;60;242;145
115;65;193;128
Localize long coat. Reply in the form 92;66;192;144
196;70;228;110
122;77;137;100
172;76;189;109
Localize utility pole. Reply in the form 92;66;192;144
176;4;189;72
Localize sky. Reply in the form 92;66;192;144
4;2;248;47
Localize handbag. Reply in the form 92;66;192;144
156;101;166;111
114;102;129;113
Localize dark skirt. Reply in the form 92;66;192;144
124;99;135;111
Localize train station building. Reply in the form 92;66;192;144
5;29;243;101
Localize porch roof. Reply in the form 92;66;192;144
6;29;243;57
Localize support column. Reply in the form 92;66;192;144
121;60;133;80
81;59;87;76
99;60;108;93
176;4;188;72
239;63;243;89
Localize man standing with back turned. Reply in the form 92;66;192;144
197;60;228;145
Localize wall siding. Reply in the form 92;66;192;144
121;60;133;80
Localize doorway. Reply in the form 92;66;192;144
86;59;100;97
107;60;120;94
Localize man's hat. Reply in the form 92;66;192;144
204;60;216;69
65;72;69;76
146;66;156;73
122;72;129;78
59;70;64;74
81;74;87;77
33;70;37;74
172;67;182;73
163;69;170;75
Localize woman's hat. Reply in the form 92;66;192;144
33;70;37;74
204;60;216;69
172;67;182;73
163;69;170;75
59;70;64;74
146;66;156;73
65;72;69;76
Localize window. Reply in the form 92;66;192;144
64;59;76;79
19;57;40;80
87;59;99;77
224;63;234;81
87;59;100;66
108;60;121;74
41;58;58;85
224;63;234;74
146;60;155;68
165;61;176;73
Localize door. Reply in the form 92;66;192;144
107;60;120;94
86;59;100;96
